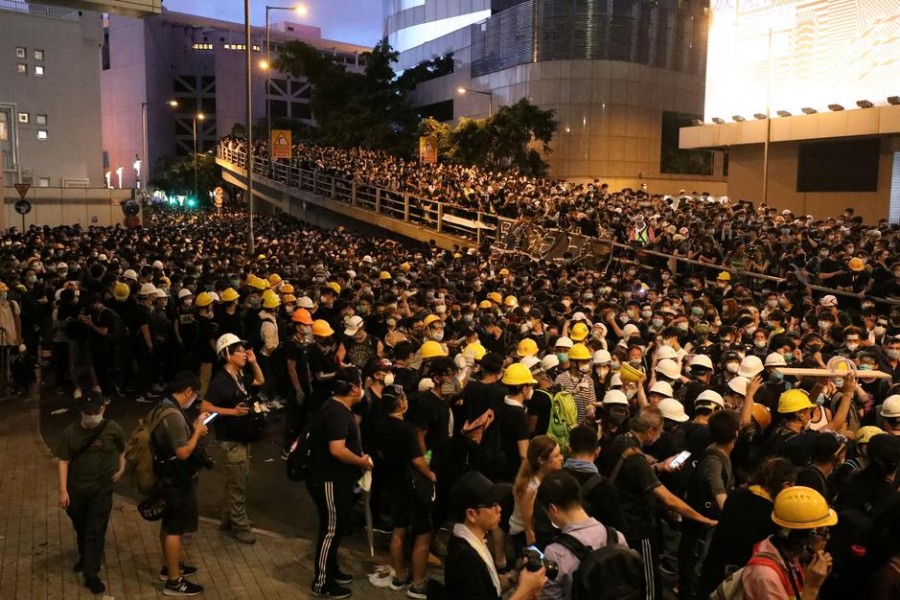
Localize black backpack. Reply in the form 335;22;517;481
286;407;321;482
554;525;646;600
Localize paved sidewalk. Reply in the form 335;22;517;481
0;396;401;599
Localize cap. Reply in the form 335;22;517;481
449;471;511;522
344;315;365;336
80;392;107;414
820;295;838;308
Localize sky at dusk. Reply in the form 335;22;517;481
162;0;384;47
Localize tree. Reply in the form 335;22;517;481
149;153;221;206
418;117;452;157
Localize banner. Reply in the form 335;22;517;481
418;136;437;164
271;129;292;159
493;221;613;270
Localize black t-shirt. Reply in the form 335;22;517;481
494;400;530;483
462;379;506;421
311;399;363;483
194;314;218;363
526;388;552;437
284;338;312;396
214;308;244;338
374;416;422;492
566;467;624;531
206;369;251;442
393;365;419;398
604;432;661;541
410;391;451;459
355;387;386;455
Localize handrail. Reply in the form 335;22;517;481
216;143;900;306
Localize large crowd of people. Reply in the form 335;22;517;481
30;168;900;600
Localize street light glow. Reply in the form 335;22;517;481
197;113;205;120
294;5;308;16
168;99;179;107
260;60;269;70
457;87;466;95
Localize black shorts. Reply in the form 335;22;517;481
161;479;199;536
387;485;432;536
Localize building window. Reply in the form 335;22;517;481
34;49;44;61
191;43;214;51
37;130;48;140
36;114;47;125
16;64;27;74
16;47;25;58
18;113;29;124
38;177;50;187
34;65;44;76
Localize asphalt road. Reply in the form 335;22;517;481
38;380;381;556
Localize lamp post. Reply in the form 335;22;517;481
245;0;255;253
457;87;494;117
193;113;205;204
264;4;308;151
140;102;148;189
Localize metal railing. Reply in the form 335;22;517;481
219;143;498;245
0;0;82;20
217;143;900;306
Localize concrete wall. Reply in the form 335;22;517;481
0;8;105;187
726;138;898;223
2;186;133;228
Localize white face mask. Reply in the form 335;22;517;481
81;413;103;429
726;363;739;374
184;392;198;409
383;373;395;387
430;331;444;342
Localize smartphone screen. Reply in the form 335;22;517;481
202;412;219;425
670;450;691;468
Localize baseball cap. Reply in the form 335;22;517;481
450;471;511;522
80;391;108;414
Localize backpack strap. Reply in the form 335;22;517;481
554;532;591;561
609;446;642;485
146;403;185;458
580;473;604;500
604;524;619;547
747;551;801;599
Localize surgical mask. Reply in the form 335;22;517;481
81;413;103;428
430;331;444;342
383;373;395;387
652;318;664;328
691;307;703;316
183;298;193;307
641;310;652;319
249;297;261;309
819;321;832;330
578;363;591;373
755;340;767;348
463;314;474;323
557;353;569;363
845;342;859;351
767;300;778;308
833;378;844;388
770;371;784;384
887;349;900;360
726;362;739;374
26;275;37;284
610;361;620;371
618;314;629;324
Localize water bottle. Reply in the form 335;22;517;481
424;450;432;466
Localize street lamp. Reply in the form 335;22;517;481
193;113;205;205
265;4;308;149
457;86;494;117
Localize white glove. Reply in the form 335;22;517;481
454;353;467;370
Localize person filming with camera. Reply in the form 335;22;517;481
445;471;547;600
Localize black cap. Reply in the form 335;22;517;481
80;392;107;414
450;471;511;522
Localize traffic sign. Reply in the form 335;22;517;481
14;183;30;199
14;200;31;215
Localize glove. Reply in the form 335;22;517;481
454;353;467;370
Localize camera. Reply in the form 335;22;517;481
189;443;215;470
523;546;559;581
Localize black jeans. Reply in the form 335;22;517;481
66;489;113;579
677;518;713;600
307;479;356;593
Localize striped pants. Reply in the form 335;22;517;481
634;535;661;600
308;479;355;593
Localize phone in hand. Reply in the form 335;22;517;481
669;450;691;469
202;412;219;426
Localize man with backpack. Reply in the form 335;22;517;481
536;470;642;600
149;371;210;597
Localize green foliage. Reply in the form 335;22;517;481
446;99;558;176
397;53;454;92
148;153;221;206
418;117;453;156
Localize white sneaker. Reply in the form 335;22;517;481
73;388;83;400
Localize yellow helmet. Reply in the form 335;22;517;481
487;292;503;304
856;426;885;445
267;273;282;286
327;282;341;295
262;293;281;309
280;283;295;295
282;294;297;304
248;276;268;291
570;322;589;342
771;486;838;529
311;320;335;337
619;362;644;383
400;262;411;272
422;314;442;328
516;338;539;358
195;292;214;308
463;342;487;361
777;389;816;414
568;343;592;361
502;363;538;386
453;252;462;259
379;271;392;280
504;295;518;308
112;282;130;301
498;268;510;276
478;300;493;309
262;289;278;301
717;271;731;281
420;340;448;359
220;287;240;302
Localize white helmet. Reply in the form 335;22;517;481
555;337;574;349
603;389;629;406
122;269;139;282
215;333;247;356
541;354;561;372
592;349;612;365
658;398;689;422
520;355;541;371
695;390;725;409
609;373;623;388
138;283;157;297
689;354;713;370
881;395;900;418
649;381;674;398
656;346;678;361
764;352;787;367
177;288;193;299
738;355;764;378
152;260;165;270
655;358;681;380
727;376;749;396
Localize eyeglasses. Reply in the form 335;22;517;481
475;502;500;510
230;347;247;354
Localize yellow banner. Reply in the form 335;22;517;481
271;129;292;159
